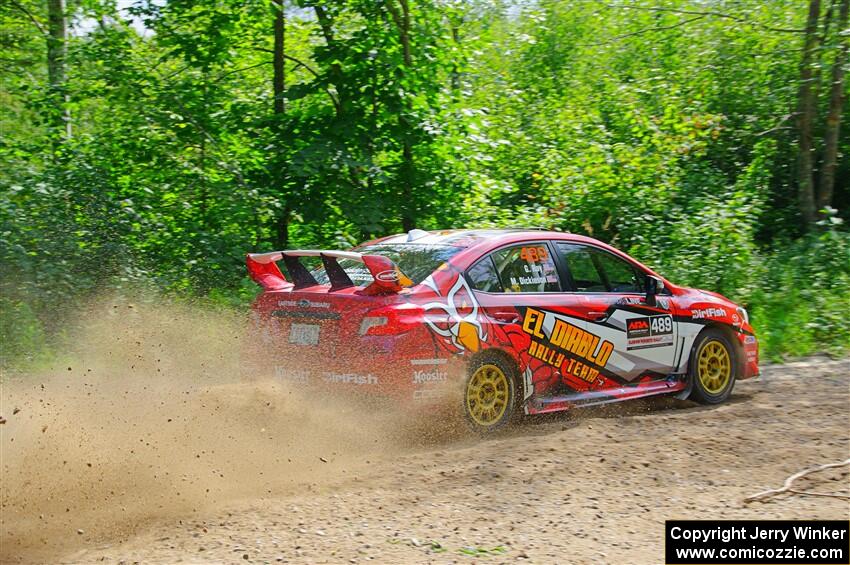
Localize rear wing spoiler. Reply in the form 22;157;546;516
245;250;413;294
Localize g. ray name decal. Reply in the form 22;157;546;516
522;307;614;383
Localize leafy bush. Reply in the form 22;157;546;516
748;230;850;360
0;298;48;369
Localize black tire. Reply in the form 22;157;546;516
688;328;737;404
462;353;520;433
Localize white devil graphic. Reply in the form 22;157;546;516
421;274;487;353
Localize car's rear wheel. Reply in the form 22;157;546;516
463;355;518;433
689;329;736;404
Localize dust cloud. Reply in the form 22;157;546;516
0;297;457;563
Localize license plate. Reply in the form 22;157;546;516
289;323;320;346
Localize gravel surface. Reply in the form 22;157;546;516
48;357;850;565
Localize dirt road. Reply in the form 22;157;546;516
46;357;848;565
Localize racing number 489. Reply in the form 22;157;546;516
520;246;548;263
651;316;672;334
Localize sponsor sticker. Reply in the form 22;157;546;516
627;318;651;338
375;269;400;283
410;358;447;366
412;369;448;384
278;299;331;309
692;307;726;320
616;295;671;310
627;315;674;350
413;389;442;401
323;372;378;385
275;366;309;384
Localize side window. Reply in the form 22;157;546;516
467;256;503;293
491;244;561;293
556;243;646;293
595;252;646;292
556;244;606;292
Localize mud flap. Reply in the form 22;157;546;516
674;373;694;400
522;367;534;414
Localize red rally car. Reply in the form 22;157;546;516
246;229;759;432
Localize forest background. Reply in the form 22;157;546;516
1;0;849;366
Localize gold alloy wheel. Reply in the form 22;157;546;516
697;340;732;394
466;363;510;427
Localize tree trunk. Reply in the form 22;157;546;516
274;207;289;250
272;0;285;116
391;0;416;231
199;77;209;229
46;0;70;141
272;0;288;249
313;6;346;114
796;0;822;226
817;0;850;213
450;18;461;98
398;0;411;66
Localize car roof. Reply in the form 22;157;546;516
359;228;667;283
362;228;560;248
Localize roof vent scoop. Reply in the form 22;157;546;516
406;229;429;242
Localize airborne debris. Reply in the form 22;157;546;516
2;299;419;562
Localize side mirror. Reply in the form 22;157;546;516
645;275;665;306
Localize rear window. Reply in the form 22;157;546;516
491;243;561;293
310;243;464;286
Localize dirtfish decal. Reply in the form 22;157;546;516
692;307;726;320
323;372;378;385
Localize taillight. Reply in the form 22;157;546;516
359;304;424;336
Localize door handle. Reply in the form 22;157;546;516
588;311;608;322
492;311;520;323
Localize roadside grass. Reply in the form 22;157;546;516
386;537;507;558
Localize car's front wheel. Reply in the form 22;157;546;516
463;354;519;432
689;328;736;404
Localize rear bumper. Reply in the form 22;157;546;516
273;356;465;401
246;328;466;404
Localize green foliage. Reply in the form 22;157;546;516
749;230;850;360
0;298;47;369
1;0;849;366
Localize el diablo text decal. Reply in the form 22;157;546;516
522;308;613;384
